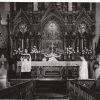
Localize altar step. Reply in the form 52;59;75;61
35;93;69;99
35;80;68;99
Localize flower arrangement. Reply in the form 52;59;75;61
82;47;93;55
30;46;40;54
13;48;22;56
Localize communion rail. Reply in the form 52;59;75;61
68;79;100;100
0;79;35;99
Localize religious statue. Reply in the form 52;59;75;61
78;23;87;34
19;23;27;34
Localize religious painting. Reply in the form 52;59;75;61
41;21;63;54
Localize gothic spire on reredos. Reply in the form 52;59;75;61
41;3;64;26
13;9;30;36
75;8;93;35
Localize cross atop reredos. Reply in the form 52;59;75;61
51;42;56;53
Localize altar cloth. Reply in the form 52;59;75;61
17;61;82;67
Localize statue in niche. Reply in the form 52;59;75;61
19;23;27;34
78;23;87;34
18;23;30;50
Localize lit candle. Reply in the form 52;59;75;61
26;39;29;49
82;39;83;51
22;39;23;52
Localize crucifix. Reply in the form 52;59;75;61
51;42;55;53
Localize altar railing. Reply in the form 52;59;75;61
68;79;100;100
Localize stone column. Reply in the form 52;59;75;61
90;3;92;11
14;2;16;11
93;3;100;54
34;2;38;11
68;2;72;11
77;3;81;10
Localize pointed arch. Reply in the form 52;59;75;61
41;3;64;23
13;9;30;36
75;8;93;33
41;3;64;32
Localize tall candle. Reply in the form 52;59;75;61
22;39;24;52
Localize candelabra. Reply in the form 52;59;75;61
30;46;41;60
65;46;76;60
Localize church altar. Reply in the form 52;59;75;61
17;60;81;79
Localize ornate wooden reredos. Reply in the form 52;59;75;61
40;4;65;54
10;3;95;55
